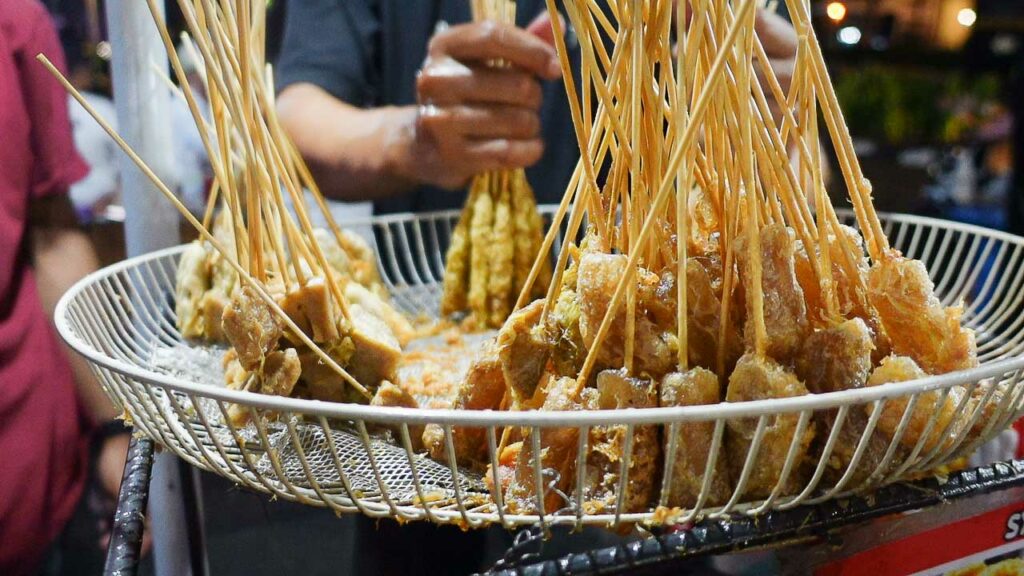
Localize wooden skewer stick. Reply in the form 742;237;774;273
40;54;370;399
577;0;758;387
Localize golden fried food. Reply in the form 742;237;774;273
868;251;978;374
370;380;423;450
487;183;515;326
725;353;815;499
660;368;731;507
440;193;473;317
577;252;675;377
422;341;506;469
497;299;551;407
866;355;957;452
485;440;521;496
277;277;341;343
176;242;210;339
222;285;284;371
581;369;660;514
795;318;874;395
295;342;356;403
736;223;810;363
394;333;481;404
468;177;495;324
505;376;583;514
686;258;743;372
547;288;587;377
344;282;415;347
347;303;401;388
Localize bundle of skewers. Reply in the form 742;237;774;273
440;0;553;329
45;0;1017;527
425;0;993;515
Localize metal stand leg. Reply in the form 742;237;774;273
104;436;154;576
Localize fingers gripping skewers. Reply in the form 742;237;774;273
440;2;552;329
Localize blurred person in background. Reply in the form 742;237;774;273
0;1;135;574
66;51;120;222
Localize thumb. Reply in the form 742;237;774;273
525;10;564;48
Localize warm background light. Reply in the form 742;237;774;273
826;1;847;22
957;7;977;27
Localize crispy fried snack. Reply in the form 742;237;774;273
497;299;551;407
440;187;474;317
487;182;515;326
176;242;210;339
736;223;810;363
222;285;284;371
468;177;495;324
795;318;874;395
577;252;675;377
865;355;957;453
370;380;423;450
422;341;506;469
581;369;661;514
794;319;894;486
660;368;731;507
505;376;583;514
726;353;815;499
868;251;978;374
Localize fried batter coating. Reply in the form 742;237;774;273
866;355;957;452
505;376;583;514
261;348;302;397
497;299;551;407
440;191;473;316
370;380;423;450
581;369;661;514
277;277;341;343
686;258;742;372
660;368;731;507
468;177;495;323
547;288;587;377
295;339;357;403
344;282;415;347
485;440;521;497
487;183;515;326
176;242;210;339
422;341;506;469
347;303;401;388
577;253;675;377
736;224;810;363
868;251;978;374
726;354;815;499
222;285;283;371
793;319;893;487
795;318;874;395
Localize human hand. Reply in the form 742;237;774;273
389;13;562;190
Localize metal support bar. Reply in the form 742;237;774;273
104;437;154;576
487;460;1024;576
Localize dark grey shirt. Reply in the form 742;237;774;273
277;0;582;214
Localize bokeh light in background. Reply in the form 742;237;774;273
958;8;978;27
826;1;847;22
838;26;862;45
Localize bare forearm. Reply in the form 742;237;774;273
31;205;116;423
277;83;418;201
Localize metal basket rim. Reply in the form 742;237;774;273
54;209;1024;427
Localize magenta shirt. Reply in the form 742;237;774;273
0;1;92;573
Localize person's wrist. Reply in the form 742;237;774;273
381;106;424;187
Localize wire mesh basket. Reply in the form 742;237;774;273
56;208;1024;530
